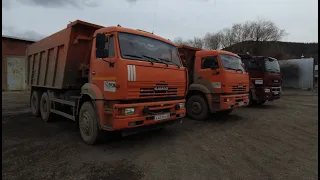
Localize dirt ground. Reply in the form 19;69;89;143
2;89;318;180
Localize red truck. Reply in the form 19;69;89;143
177;46;249;120
237;53;282;105
27;20;187;144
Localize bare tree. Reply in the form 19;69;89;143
251;19;287;42
173;37;203;49
173;19;287;50
203;32;222;50
218;19;287;48
187;37;204;49
173;37;186;46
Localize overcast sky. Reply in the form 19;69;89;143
2;0;318;42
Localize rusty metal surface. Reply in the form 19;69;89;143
27;20;101;89
2;38;33;90
6;56;26;90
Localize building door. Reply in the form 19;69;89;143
6;56;26;90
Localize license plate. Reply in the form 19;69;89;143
274;92;279;95
155;113;170;121
238;101;244;106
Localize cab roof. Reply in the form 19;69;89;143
95;26;175;46
197;50;239;57
68;20;175;46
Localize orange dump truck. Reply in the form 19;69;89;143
28;20;186;144
177;46;249;120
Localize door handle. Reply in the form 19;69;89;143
92;71;96;75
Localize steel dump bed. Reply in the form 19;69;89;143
27;20;103;89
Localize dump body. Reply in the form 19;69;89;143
177;45;249;119
238;54;282;103
27;21;102;89
28;20;186;144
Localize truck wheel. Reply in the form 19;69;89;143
248;91;257;106
40;92;52;122
31;91;40;117
187;95;209;121
79;102;104;145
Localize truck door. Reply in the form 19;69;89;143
196;56;223;93
91;34;118;95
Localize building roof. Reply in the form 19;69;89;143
2;35;36;42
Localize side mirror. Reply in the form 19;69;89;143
96;33;108;58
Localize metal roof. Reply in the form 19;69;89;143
2;35;36;42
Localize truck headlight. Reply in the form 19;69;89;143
264;88;270;93
255;80;263;84
124;108;135;115
224;98;230;102
179;103;185;109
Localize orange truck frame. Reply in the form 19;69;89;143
177;45;249;120
27;20;186;144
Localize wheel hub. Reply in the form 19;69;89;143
191;102;202;114
81;112;92;136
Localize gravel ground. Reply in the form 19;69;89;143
2;89;318;180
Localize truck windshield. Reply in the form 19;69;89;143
118;32;182;66
264;58;280;73
220;54;246;72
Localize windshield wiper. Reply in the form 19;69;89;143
123;54;155;65
158;58;180;68
142;55;168;67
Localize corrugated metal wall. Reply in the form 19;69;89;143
2;37;34;90
279;58;314;89
6;56;26;90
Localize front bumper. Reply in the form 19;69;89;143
109;99;186;131
219;93;249;110
254;86;281;101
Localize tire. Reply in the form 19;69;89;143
78;102;104;145
248;91;257;106
30;91;40;117
256;100;266;105
186;94;209;121
40;92;52;122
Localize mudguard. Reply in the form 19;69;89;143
188;84;214;112
80;83;105;128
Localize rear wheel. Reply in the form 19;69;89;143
187;95;209;121
30;91;40;117
79;102;104;145
40;92;52;122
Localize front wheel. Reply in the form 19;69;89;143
79;102;104;145
248;91;257;106
186;95;209;121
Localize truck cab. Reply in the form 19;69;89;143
238;54;282;105
178;46;249;120
28;20;187;144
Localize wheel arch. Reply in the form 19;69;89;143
78;83;105;128
187;84;213;112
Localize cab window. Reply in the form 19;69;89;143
201;56;218;69
103;36;115;58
